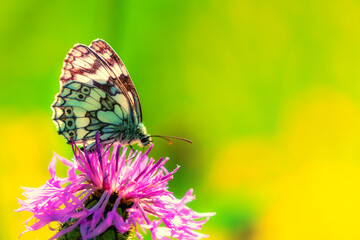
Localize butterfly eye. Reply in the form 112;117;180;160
140;136;149;145
81;87;90;95
64;107;74;117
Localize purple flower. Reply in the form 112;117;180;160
16;136;215;239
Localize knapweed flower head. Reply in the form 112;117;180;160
17;136;215;240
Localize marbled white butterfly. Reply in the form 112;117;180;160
51;39;191;150
51;39;154;150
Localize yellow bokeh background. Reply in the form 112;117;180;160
2;0;360;239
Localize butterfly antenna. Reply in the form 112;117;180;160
150;135;193;145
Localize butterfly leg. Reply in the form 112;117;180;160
125;142;136;161
129;145;135;153
101;138;118;156
85;142;96;152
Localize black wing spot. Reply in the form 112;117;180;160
66;119;75;129
81;86;90;95
78;94;85;100
65;107;73;117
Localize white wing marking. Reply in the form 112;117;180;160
113;94;129;114
75;118;90;128
76;129;89;140
97;111;122;124
72;108;87;117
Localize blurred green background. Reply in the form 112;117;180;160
2;0;360;239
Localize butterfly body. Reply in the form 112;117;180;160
51;39;151;149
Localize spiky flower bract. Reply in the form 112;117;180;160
17;136;215;239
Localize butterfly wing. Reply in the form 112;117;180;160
89;39;142;122
52;81;129;145
52;39;142;146
60;40;141;123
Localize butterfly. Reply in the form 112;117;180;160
51;39;153;150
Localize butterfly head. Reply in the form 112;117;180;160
136;123;152;147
